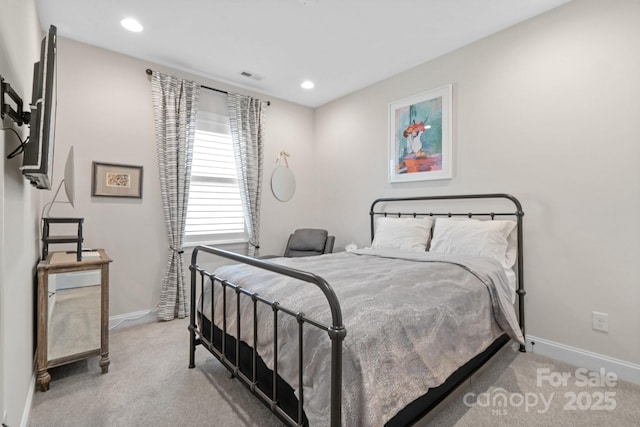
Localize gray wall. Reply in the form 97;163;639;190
0;0;42;424
314;0;640;364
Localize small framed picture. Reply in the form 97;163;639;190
92;162;143;198
389;84;453;183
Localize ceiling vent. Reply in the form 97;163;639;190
240;71;263;81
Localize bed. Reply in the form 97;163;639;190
188;194;526;426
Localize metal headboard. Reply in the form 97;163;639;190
369;193;526;352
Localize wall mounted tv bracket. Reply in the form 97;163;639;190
1;75;31;126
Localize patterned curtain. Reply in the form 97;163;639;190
150;71;200;320
227;93;268;257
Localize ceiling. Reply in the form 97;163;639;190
36;0;571;108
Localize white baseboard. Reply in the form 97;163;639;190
21;366;36;427
109;307;158;330
526;335;640;385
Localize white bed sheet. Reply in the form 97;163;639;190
505;268;516;304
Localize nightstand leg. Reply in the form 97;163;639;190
100;352;110;373
36;369;51;392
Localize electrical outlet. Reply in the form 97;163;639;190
592;311;609;332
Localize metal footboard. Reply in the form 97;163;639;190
188;246;346;427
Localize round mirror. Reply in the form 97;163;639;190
271;166;296;202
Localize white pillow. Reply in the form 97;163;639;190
429;218;517;268
371;217;434;252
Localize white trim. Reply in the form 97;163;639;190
526;335;640;385
20;366;36;427
109;307;158;330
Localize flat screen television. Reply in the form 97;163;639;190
21;25;57;190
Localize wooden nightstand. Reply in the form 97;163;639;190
36;249;112;391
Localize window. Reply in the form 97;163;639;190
185;112;247;245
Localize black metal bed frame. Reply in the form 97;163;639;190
188;193;526;427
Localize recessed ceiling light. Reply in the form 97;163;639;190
121;18;143;32
301;80;315;90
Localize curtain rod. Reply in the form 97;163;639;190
145;69;270;105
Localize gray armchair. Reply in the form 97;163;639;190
283;228;335;257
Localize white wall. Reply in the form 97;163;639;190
0;0;43;424
315;0;640;365
51;38;317;318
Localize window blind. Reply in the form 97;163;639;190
185;112;247;243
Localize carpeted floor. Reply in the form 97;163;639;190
29;318;640;426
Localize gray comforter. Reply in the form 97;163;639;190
200;249;524;426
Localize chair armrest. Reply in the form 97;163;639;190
324;236;335;254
